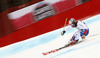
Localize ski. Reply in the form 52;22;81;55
42;40;84;55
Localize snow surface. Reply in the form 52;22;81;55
0;14;100;58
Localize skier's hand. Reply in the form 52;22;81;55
61;30;66;36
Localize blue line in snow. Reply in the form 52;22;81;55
0;15;100;58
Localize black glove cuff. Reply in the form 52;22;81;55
63;30;66;34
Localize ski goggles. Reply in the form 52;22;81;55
70;24;74;26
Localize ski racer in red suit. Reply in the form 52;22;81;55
61;18;89;45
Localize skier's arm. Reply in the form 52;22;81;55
61;25;72;35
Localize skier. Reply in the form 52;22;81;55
61;18;89;45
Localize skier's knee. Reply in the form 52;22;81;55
71;35;76;40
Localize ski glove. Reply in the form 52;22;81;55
61;30;66;35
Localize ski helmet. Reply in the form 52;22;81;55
69;18;77;25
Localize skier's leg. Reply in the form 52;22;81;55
69;31;80;45
80;29;89;39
